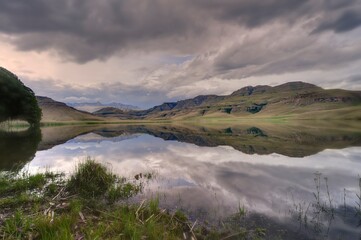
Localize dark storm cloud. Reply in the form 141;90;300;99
0;0;205;62
174;28;361;83
255;44;361;76
323;0;358;10
1;0;361;63
348;75;361;84
314;10;361;33
193;0;311;27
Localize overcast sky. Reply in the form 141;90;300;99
1;0;361;108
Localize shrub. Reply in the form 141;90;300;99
0;67;42;126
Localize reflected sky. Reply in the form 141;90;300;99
26;133;361;208
14;126;361;239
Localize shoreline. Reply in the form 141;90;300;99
0;159;262;239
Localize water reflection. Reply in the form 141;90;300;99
1;122;361;239
34;121;361;157
0;127;41;170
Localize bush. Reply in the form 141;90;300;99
0;67;42;126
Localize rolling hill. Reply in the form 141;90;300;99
36;96;105;122
93;82;361;120
67;102;140;113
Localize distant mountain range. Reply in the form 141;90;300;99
93;81;361;120
67;102;140;113
36;82;361;122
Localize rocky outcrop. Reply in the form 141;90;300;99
247;103;267;113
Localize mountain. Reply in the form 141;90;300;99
37;96;105;122
93;81;361;120
67;102;140;113
92;107;132;119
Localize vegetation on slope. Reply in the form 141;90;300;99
0;67;42;126
94;81;361;120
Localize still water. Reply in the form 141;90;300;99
1;122;361;239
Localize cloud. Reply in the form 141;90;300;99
0;0;210;62
1;0;361;106
1;0;361;63
314;10;361;33
193;0;311;27
348;75;361;84
22;77;175;108
136;23;361;99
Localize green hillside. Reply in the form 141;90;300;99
94;82;361;120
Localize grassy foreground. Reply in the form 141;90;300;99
0;159;265;240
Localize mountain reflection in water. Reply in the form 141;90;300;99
1;121;361;239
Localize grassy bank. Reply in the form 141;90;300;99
0;120;30;131
0;159;264;240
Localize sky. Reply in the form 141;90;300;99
1;0;361;108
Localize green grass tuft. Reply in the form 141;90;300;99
2;210;32;239
0;172;47;196
34;215;75;240
67;158;116;198
107;182;141;204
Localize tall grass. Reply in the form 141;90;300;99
67;158;142;202
0;159;196;239
67;158;116;198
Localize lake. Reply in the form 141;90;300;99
1;121;361;239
